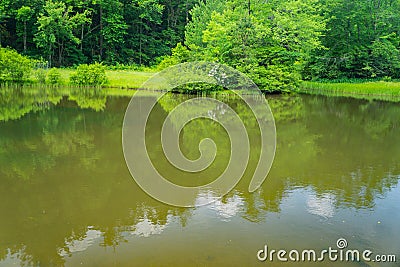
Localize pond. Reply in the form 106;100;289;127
0;87;399;266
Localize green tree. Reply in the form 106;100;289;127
16;6;33;53
129;0;164;65
177;0;325;92
0;0;197;67
99;0;128;63
306;0;400;79
0;4;10;47
34;0;90;66
184;0;225;50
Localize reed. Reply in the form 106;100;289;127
300;81;400;102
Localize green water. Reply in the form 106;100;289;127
0;87;399;266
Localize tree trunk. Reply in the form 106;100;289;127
139;19;142;65
99;4;103;61
59;41;62;67
49;42;52;67
186;0;188;22
23;21;27;52
80;24;84;51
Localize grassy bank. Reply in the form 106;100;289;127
300;81;400;102
22;68;400;102
56;68;155;89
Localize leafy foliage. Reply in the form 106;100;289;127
70;63;108;86
34;68;47;84
166;0;325;92
34;0;91;67
0;48;33;82
0;0;197;66
47;68;62;84
305;0;400;80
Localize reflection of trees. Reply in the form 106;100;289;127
213;95;400;223
156;93;275;188
157;94;301;219
1;93;400;265
0;86;62;122
292;96;400;209
158;93;400;217
268;95;400;210
0;96;192;266
0;86;107;124
68;87;107;112
0;104;100;180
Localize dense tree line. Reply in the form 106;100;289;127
0;0;196;66
304;0;400;80
167;0;400;88
1;0;400;88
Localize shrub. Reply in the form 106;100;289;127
0;48;33;82
382;76;392;82
47;68;62;84
238;64;300;93
34;69;47;84
70;63;108;86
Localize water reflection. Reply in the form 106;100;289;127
0;90;399;266
306;192;336;218
59;229;102;256
210;193;245;220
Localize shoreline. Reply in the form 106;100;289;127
3;69;400;101
299;81;400;102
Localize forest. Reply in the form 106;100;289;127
1;0;400;91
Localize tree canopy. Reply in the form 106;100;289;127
0;0;197;66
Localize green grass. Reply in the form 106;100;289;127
105;70;155;89
300;81;400;102
57;68;75;83
41;68;155;89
